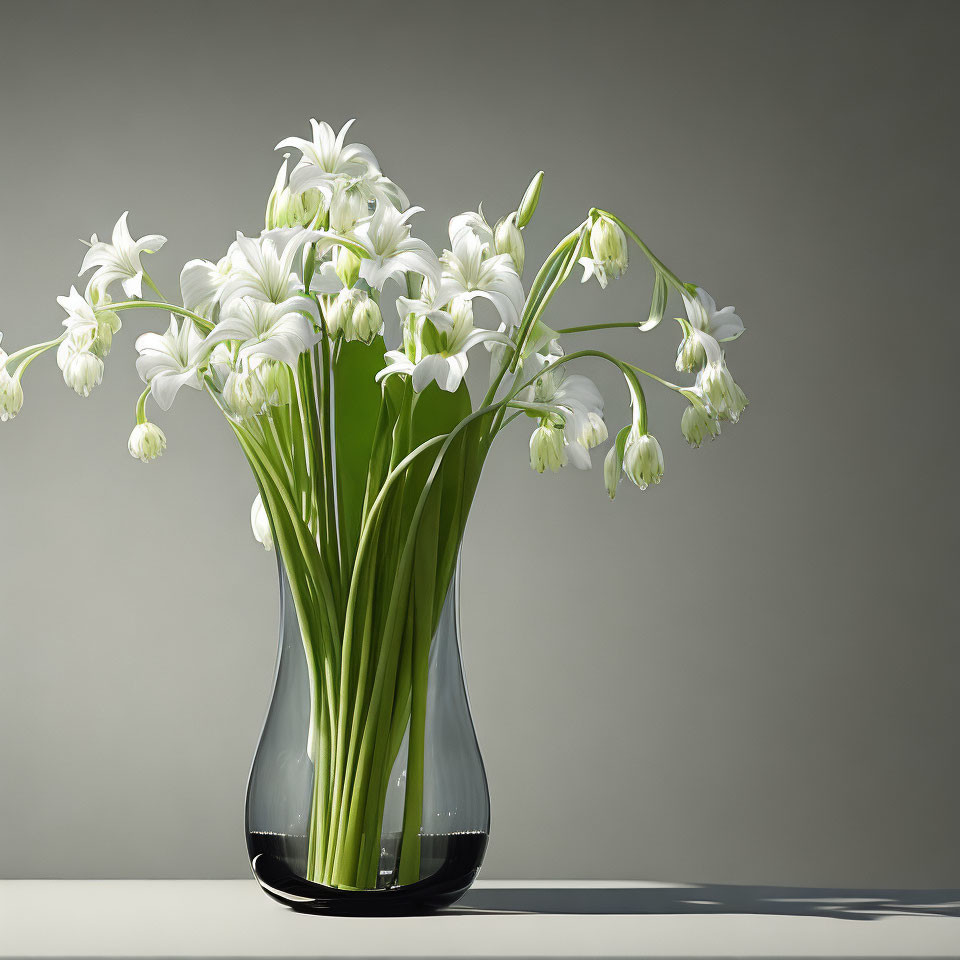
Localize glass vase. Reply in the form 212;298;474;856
245;555;490;914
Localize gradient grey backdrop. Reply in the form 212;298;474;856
1;0;957;886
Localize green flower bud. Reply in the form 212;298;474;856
334;246;361;288
516;171;544;229
495;213;524;274
681;403;721;447
301;188;323;224
622;430;663;490
224;365;268;419
350;295;383;344
258;359;293;407
330;185;366;233
326;288;360;338
603;444;620;500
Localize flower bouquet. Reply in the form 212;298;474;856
0;118;748;912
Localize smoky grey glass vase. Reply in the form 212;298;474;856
245;557;490;914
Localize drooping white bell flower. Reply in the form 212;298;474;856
205;296;319;367
622;429;664;490
521;355;606;469
354;204;441;292
696;359;748;423
250;492;274;551
683;286;744;342
128;421;167;463
377;299;513;393
79;211;166;299
441;226;525;327
135;315;206;411
222;357;270;419
681;402;721;447
529;421;567;473
57;333;103;397
220;228;327;305
0;336;23;421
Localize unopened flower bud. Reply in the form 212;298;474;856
495;214;524;274
330;185;366;233
681;403;721;447
127;421;166;463
697;361;748;423
224;364;267;419
250;492;274;551
300;188;323;224
603;444;621;500
350;295;383;344
326;288;360;338
258;359;293;406
57;335;103;397
530;421;567;473
589;215;628;280
334;246;361;288
516;171;544;229
622;430;663;490
0;361;23;422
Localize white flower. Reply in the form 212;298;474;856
354;203;441;292
377;299;512;393
205;296;318;367
128;421;167;463
495;214;524;274
56;286;122;357
697;360;748;423
580;216;628;289
681;402;721;447
179;250;236;317
683;286;744;342
449;208;495;252
79;211;166;299
530;421;567;473
350;295;383;344
250;492;274;551
329;182;368;234
278;119;380;199
223;359;269;419
220;228;326;305
57;334;103;397
521;357;606;470
622;429;664;490
441;224;525;327
135;316;206;411
0;337;23;421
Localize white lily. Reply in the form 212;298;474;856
377;299;512;393
220;227;331;306
56;285;121;356
449;208;495;253
354;203;441;292
135;315;206;411
180;249;237;317
279;119;403;208
683;286;744;342
205;296;319;367
79;211;166;299
441;226;525;328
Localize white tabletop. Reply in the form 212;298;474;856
1;879;959;959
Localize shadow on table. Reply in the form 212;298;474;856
450;884;960;920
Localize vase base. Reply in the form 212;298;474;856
248;831;488;915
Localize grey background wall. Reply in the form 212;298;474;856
1;0;957;886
